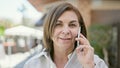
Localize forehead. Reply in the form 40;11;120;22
58;10;78;20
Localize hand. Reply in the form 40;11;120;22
75;34;94;68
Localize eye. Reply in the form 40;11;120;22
69;20;78;28
55;21;63;27
56;23;62;26
69;24;77;27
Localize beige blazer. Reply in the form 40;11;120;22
24;49;108;68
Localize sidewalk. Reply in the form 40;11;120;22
0;44;43;68
0;52;30;68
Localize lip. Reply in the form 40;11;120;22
59;37;71;40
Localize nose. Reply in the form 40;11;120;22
61;27;70;35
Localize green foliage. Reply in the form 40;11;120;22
88;23;112;59
0;26;5;36
0;19;15;36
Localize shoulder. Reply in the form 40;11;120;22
94;55;108;68
94;55;103;63
24;49;48;68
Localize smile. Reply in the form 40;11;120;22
59;37;71;40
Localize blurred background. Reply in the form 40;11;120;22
0;0;120;68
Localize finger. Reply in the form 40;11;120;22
76;46;88;57
80;33;87;40
76;45;84;52
76;46;84;56
76;45;88;52
88;46;94;55
75;37;90;46
76;45;94;57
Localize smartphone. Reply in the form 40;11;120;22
77;27;81;46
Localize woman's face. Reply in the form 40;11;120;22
52;10;80;50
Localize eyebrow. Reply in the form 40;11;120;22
56;20;62;23
69;20;78;23
57;20;78;23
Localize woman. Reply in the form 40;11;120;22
24;2;108;68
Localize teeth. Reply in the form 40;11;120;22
59;37;71;40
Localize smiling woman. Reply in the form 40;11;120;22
24;2;108;68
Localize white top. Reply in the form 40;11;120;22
24;49;108;68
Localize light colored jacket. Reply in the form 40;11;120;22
24;49;108;68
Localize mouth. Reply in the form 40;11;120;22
59;37;71;40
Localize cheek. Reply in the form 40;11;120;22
52;29;60;38
72;30;78;38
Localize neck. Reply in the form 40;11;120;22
53;45;74;68
53;49;68;68
53;45;74;59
